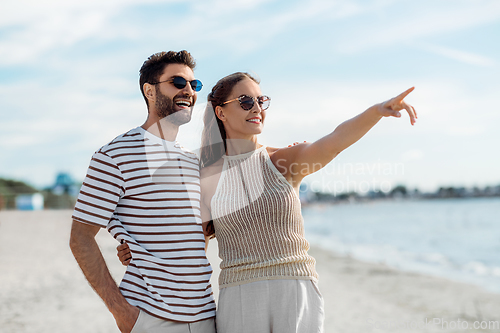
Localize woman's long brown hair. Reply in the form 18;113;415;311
199;72;260;168
200;72;259;238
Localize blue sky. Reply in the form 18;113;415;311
1;0;499;193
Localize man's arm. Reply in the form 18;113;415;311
69;220;139;333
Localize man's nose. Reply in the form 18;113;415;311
181;82;195;95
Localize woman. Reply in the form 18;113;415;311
119;72;416;332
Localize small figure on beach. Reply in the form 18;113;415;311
117;64;416;331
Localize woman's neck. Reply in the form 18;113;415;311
225;136;261;156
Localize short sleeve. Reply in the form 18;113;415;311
72;151;125;228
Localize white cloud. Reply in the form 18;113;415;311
336;0;500;54
0;0;177;64
192;0;274;14
409;42;497;67
1;0;499;190
445;125;485;136
401;149;424;161
2;0;499;65
0;79;145;154
180;0;395;57
0;12;109;64
261;79;418;144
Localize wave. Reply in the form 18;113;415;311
303;198;500;293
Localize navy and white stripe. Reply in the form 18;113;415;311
73;126;215;323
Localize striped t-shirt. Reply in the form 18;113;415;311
72;126;215;323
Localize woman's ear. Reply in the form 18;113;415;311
215;106;226;122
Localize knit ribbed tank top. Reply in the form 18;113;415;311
211;145;318;288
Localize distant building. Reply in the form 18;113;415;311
15;193;44;210
299;183;315;204
52;172;79;196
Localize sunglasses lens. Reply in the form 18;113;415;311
258;96;270;110
190;79;203;92
239;96;254;110
172;77;187;89
171;77;202;92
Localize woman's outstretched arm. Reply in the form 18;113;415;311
271;87;416;186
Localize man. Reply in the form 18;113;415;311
70;51;216;333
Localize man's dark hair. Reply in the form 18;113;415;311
139;50;196;108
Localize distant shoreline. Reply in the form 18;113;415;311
301;194;500;207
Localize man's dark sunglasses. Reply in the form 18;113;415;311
152;76;203;92
221;95;271;111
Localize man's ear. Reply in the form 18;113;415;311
143;83;156;105
215;106;226;122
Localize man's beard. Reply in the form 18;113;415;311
155;88;192;126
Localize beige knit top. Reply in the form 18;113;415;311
211;145;318;288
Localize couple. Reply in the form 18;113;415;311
70;50;416;333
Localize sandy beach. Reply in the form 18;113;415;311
1;210;499;332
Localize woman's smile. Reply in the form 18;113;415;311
246;116;262;124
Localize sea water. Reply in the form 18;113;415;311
302;198;500;293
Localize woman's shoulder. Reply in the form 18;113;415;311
266;146;280;154
267;142;307;160
266;146;286;159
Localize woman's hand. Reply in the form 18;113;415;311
117;242;132;266
377;87;417;125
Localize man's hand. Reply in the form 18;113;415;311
70;221;139;332
114;304;140;333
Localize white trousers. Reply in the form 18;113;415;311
216;279;324;333
130;311;216;333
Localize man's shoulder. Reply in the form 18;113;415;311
175;143;200;162
96;127;145;156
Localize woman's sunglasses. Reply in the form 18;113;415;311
152;76;203;92
221;95;271;111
